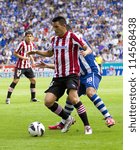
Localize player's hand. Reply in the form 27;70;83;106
23;57;30;60
35;61;47;68
27;50;37;55
32;64;36;67
80;50;88;57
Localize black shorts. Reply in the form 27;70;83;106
14;68;35;79
45;74;79;100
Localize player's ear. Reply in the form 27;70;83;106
63;24;67;28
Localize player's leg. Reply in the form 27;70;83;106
45;79;75;133
48;97;74;130
28;77;39;102
48;82;85;129
44;92;71;120
65;75;92;134
85;74;115;127
24;68;38;102
68;89;92;134
49;75;92;134
64;97;74;116
6;68;21;104
6;79;19;104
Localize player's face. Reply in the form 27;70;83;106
52;21;66;37
25;34;33;43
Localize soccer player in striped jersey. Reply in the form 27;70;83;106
6;31;39;104
46;27;115;129
28;16;92;134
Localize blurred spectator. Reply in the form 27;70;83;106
4;48;12;64
95;52;103;74
0;0;123;65
0;49;5;64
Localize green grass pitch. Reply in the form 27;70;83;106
0;76;123;150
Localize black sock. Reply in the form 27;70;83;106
64;99;74;115
30;83;36;99
7;82;17;98
74;101;89;126
48;102;69;120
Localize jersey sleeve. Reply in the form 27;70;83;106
50;36;55;52
71;32;85;48
15;41;23;53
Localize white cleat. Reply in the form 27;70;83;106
6;98;10;104
61;116;75;133
84;126;92;135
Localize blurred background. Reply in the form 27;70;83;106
0;0;123;76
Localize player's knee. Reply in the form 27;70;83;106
30;78;36;84
68;95;79;104
44;98;53;107
86;88;96;98
44;93;56;107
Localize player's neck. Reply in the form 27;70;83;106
59;30;67;38
25;40;31;44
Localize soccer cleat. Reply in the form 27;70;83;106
48;123;64;130
84;126;92;135
6;98;10;104
31;98;40;102
61;116;75;133
106;117;115;127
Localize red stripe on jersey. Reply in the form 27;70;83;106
52;31;82;78
73;44;79;74
21;42;25;68
17;46;23;68
16;42;23;53
55;38;59;78
29;44;32;68
15;41;34;69
68;36;73;75
61;37;66;77
16;42;23;68
71;33;85;47
23;43;26;68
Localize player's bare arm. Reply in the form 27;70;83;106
14;51;29;60
27;50;54;57
30;55;36;67
80;45;92;57
35;61;55;69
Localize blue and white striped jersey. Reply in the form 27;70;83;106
77;33;101;77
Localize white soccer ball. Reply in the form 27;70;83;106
28;121;45;137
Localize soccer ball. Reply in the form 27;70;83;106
28;121;45;137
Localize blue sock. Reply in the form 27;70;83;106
90;94;111;119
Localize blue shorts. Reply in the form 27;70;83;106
78;73;101;96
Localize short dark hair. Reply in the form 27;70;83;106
25;31;33;36
52;16;66;25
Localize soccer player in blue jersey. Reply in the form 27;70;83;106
36;26;115;130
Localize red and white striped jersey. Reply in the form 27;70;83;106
51;31;85;78
15;41;35;69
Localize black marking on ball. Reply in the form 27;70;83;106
30;125;36;131
40;128;44;136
